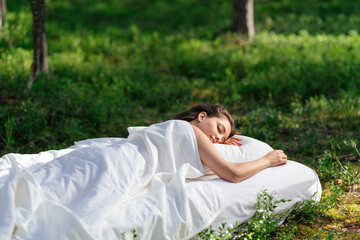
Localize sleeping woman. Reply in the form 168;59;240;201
0;103;289;239
173;103;288;183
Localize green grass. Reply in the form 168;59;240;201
1;0;360;238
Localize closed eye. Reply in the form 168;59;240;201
218;124;225;133
218;124;226;143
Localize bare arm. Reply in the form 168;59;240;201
192;126;287;183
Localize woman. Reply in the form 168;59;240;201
173;103;288;183
1;103;288;239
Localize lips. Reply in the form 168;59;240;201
209;137;215;143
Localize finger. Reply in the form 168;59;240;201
232;137;242;141
224;139;242;146
229;140;241;146
231;139;242;146
227;137;241;141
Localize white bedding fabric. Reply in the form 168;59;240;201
0;120;322;239
0;120;226;240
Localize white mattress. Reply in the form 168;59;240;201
203;160;321;229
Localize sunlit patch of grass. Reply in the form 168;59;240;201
0;48;32;82
286;224;336;240
272;190;360;239
0;11;32;49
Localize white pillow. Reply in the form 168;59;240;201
198;136;273;175
214;135;274;164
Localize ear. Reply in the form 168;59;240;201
197;112;207;122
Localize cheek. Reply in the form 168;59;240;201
202;123;213;134
210;123;218;133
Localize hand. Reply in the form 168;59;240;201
263;150;287;167
223;137;242;146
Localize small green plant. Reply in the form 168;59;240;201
195;190;294;240
317;139;360;191
285;193;319;224
4;116;16;152
235;190;292;239
343;139;360;160
318;183;344;213
120;229;137;240
196;222;239;240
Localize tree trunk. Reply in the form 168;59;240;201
232;0;255;40
0;0;6;35
27;0;48;89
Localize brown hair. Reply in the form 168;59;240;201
173;103;236;139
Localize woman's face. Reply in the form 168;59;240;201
190;112;231;144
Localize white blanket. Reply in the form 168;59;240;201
0;120;227;240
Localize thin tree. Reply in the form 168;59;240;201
0;0;6;35
232;0;255;40
27;0;48;89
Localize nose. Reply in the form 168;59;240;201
215;135;221;143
